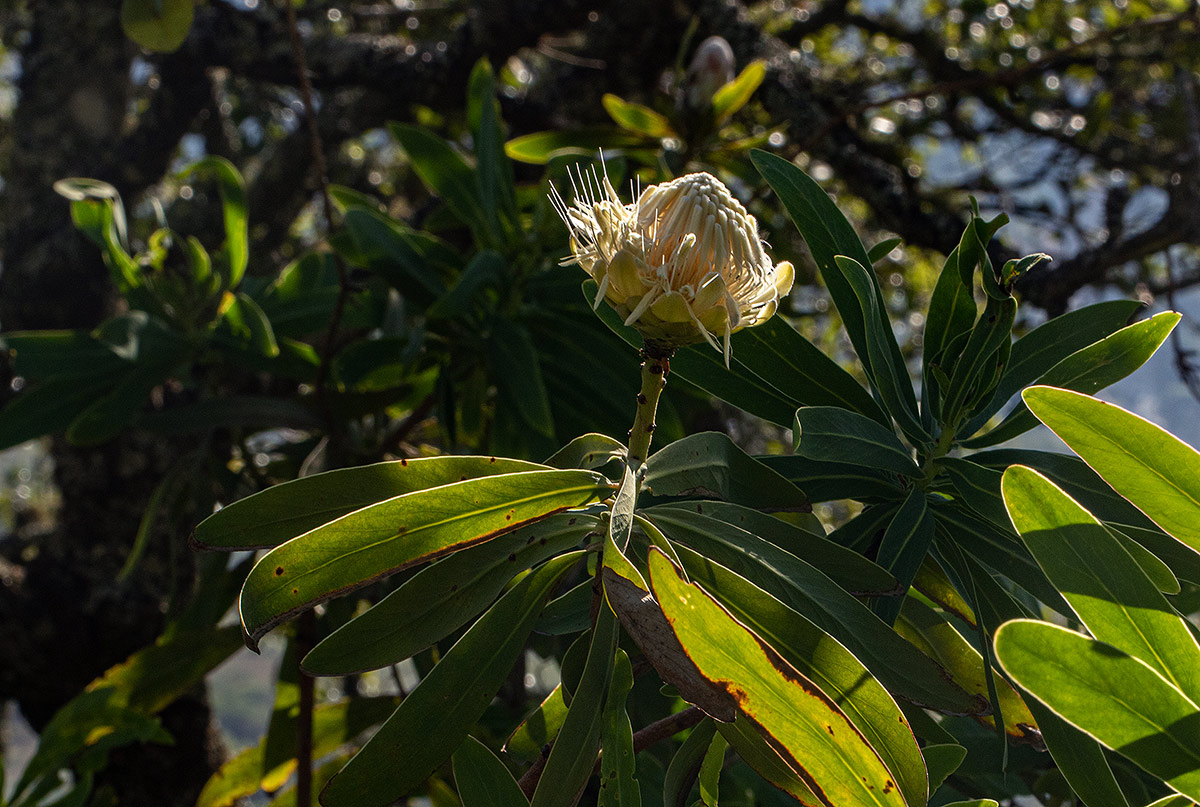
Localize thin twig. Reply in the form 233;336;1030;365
282;0;352;408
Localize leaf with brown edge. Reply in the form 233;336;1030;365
647;549;908;807
238;469;610;649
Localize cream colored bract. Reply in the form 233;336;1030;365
552;166;793;362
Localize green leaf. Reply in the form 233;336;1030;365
922;743;967;795
390;123;498;246
1023;696;1130;807
197;698;398;807
647;550;908;807
427;249;504;321
731;317;889;423
651;500;898;596
320;553;579;807
712;61;766;121
1108;523;1183;594
644;431;806;511
963;299;1142;435
0;372;116;449
530;600;619;807
1022;385;1200;555
675;546;927;807
645;506;987;716
870;487;935;625
221;291;279;357
505;128;649;164
466;59;518;236
1;330;129;380
715;714;821;805
120;0;193;52
599;650;640;807
758;454;906;503
921;247;976;388
65;362;174;446
186;157;249;287
341;207;450;302
696;727;727;807
835;255;927;442
868;237;903;264
895;598;1038;744
238;469;610;648
303;513;595;675
1001;465;1200;704
964;312;1180;447
193;455;548;550
994;619;1200;801
490;317;556;439
750;150;880;380
794;406;919;478
584;279;796;426
545;433;626;472
602;93;674;137
663;718;718;807
504;685;568;765
453;736;529;807
941;297;1016;424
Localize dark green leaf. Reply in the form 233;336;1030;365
645;506;987;715
794;406;919;478
221;291;279;357
1023;697;1130;807
453;736;529;807
870;486;935;625
545;433;626;472
466;59;518;236
238;470;609;647
303;513;595;675
644;431;806;511
963;299;1142;435
599;650;640;807
757;454;905;503
193;455;547;550
650;500;898;595
390;123;498;245
490;317;556;439
320;553;579;807
504;685;568;765
964;312;1180;447
663;718;717;807
867;237;903;264
922;743;967;795
529;600;619;807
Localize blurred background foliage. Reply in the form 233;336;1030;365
0;0;1197;805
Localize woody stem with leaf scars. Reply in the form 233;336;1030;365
627;347;672;466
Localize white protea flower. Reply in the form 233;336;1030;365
551;165;793;362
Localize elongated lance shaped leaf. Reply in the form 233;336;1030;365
835;256;928;444
994;619;1200;801
758;454;905;503
963;299;1143;435
319;552;581;807
664;718;718;807
194;456;548;550
453;736;529;807
645;506;987;716
1001;466;1200;704
598;649;640;807
645;431;807;511
922;246;976;396
941;296;1016;426
303;513;597;675
793;406;919;478
870;487;935;625
895;598;1037;744
1022;385;1200;554
1022;696;1130;807
673;545;927;807
963;312;1180;447
546;433;626;471
650;500;898;596
530;601;619;807
647;549;908;807
185;156;248;288
716;714;822;805
504;685;567;765
239;469;610;648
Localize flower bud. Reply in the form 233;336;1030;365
552;166;793;362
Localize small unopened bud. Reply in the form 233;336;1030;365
684;36;736;110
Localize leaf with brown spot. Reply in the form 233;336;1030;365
238;469;610;649
648;550;909;807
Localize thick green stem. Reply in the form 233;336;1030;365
627;349;671;466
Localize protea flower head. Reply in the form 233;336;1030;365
552;165;793;362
